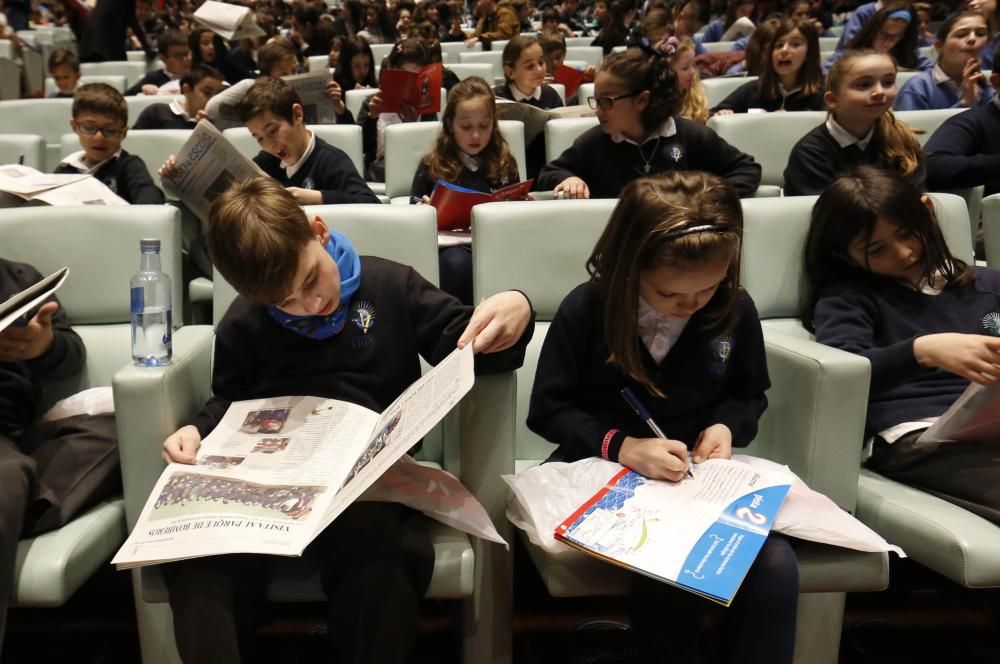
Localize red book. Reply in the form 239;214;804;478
553;65;594;99
378;64;443;115
429;179;534;231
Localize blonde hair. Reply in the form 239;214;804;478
674;38;709;124
207;177;314;305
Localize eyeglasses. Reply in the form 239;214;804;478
587;91;641;111
75;123;125;139
164;50;191;60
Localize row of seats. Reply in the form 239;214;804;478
9;193;1000;663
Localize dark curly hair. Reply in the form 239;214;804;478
601;47;682;131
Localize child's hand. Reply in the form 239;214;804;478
584;65;596;77
913;333;1000;384
399;99;419;122
368;92;384;119
159;154;179;181
162;425;202;465
195;109;209;121
324;80;346;114
141;83;159;95
464;36;479;46
960;57;983;107
286;187;323;205
691;423;732;463
0;301;57;362
619;436;690;482
457;291;531;354
414;195;431;205
713;109;734;116
554;176;590;199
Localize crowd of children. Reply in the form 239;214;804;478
5;0;1000;660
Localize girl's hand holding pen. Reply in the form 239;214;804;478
618;436;690;482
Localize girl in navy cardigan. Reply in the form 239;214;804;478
803;166;1000;525
528;171;798;664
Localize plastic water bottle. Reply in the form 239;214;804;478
131;238;172;367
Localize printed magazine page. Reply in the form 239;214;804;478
161;119;265;221
495;101;596;144
0;267;68;333
113;344;474;568
194;0;265;41
917;382;1000;444
283;71;338;124
556;458;791;605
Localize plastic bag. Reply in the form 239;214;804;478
504;455;904;557
360;455;507;547
41;386;114;422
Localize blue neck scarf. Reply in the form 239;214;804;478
267;230;362;339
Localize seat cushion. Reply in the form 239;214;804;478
857;468;1000;588
12;498;126;606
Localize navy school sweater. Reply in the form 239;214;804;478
254;135;379;205
711;79;825;114
132;102;195;130
813;267;1000;439
782;122;927;196
53;150;165;205
536;118;762;198
190;256;535;437
526;282;769;464
925;101;1000;197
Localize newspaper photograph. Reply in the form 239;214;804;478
917;382;1000;444
283;71;338;124
194;0;265;41
495;101;596;144
161;119;265;221
0;165;126;207
112;344;474;568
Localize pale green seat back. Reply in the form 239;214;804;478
565;46;603;67
0;134;45;169
80;60;149;88
458;50;504;81
45;74;126;95
446;62;493;82
707;111;824;188
543;116;599;162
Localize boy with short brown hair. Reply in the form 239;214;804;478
125;30;191;96
53;83;164;205
47;48;80;98
161;176;534;662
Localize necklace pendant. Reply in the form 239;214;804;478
644;164;650;174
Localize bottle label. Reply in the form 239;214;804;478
130;286;144;314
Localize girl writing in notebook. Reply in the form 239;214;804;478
536;47;761;199
803;166;1000;524
712;18;825;114
783;49;925;196
411;76;521;305
527;171;798;663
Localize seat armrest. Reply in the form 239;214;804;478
112;325;215;530
752;328;871;512
983;194;1000;269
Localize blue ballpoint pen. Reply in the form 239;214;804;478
620;387;694;478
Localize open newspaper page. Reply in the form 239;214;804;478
555;458;791;606
0;165;125;206
917;383;1000;444
495;101;595;144
113;344;474;568
194;0;265;41
30;176;128;205
283;71;337;124
0;267;68;333
161;119;265;221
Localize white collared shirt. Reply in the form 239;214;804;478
609;118;677;146
930;63;960;97
282;129;316;179
826;116;874;151
60;148;123;174
637;295;690;364
509;83;542;102
459;152;481;172
169;97;193;122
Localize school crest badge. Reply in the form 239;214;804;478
302;176;315;190
668;145;683;162
709;335;734;376
982;312;1000;336
352;301;375;334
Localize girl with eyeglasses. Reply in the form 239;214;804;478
527;171;798;664
536;48;762;199
823;3;933;74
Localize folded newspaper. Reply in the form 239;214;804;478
0;165;127;207
112;344;475;568
194;0;265;41
0;267;68;334
917;382;1000;444
495;101;596;144
160;119;265;222
283;71;338;124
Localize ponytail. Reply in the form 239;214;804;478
602;46;681;130
875;110;923;177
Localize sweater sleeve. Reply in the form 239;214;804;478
925;112;1000;191
709;294;769;447
357;98;378;169
782;129;837;196
20;266;85;382
813;290;924;396
535;130;591;191
525;286;628;462
410;161;435;199
119;154;165;205
710;80;756;114
686;120;761;197
315;146;379;204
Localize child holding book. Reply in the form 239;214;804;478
411;76;522;305
47;48;80;98
803;166;1000;524
55;83;164;205
527;171;798;663
132;64;225;130
712;18;825;114
537;48;762;199
160;176;535;663
358;38;439;182
783;49;925;196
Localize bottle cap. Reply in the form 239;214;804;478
140;238;161;252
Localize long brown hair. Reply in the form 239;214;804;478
587;172;744;395
826;49;923;177
759;18;824;100
422;77;519;184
